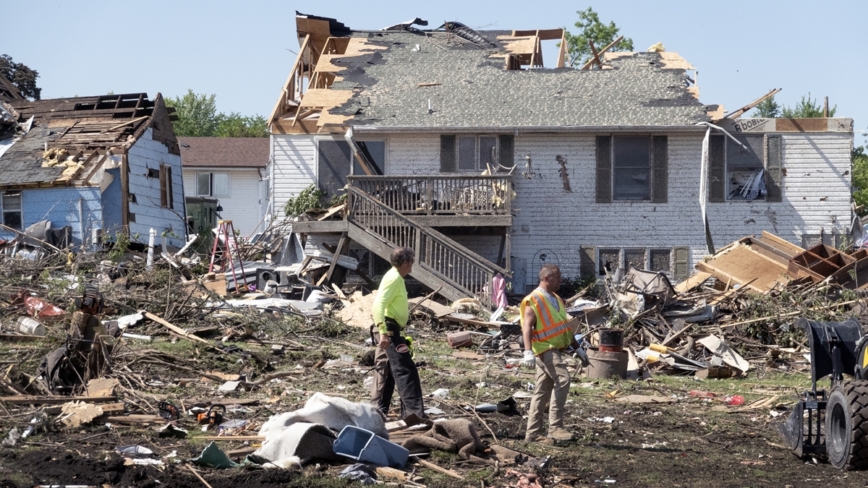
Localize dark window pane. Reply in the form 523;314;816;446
355;141;385;175
3;212;21;230
318;140;351;198
613;168;650;200
625;249;646;271
479;137;497;169
613;136;650;168
727;135;763;169
458;137;476;170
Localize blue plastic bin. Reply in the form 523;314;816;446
333;426;409;468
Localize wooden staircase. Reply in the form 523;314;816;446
346;187;510;304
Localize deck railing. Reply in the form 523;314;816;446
348;187;510;303
348;175;512;216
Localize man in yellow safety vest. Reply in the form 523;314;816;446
520;264;579;443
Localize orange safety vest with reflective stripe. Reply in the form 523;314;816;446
521;288;572;355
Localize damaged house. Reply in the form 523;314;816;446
266;12;853;298
0;91;187;249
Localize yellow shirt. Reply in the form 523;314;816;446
372;267;408;335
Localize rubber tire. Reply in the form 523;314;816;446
825;381;868;470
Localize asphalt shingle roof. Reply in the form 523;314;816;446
326;31;713;129
178;137;269;168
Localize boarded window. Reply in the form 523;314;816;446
160;165;173;209
726;135;766;201
613;136;651;200
2;192;21;230
649;249;671;273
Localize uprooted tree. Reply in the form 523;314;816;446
0;54;41;100
562;7;633;68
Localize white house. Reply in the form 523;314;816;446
179;137;269;237
264;13;853;298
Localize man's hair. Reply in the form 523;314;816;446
390;247;416;267
539;264;560;282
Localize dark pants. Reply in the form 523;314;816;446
376;319;426;419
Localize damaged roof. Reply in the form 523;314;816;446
0;93;172;187
272;13;719;132
178;137;269;168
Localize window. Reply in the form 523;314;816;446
196;172;230;198
598;248;621;276
649;249;671;273
160;165;173;209
2;192;21;230
585;246;689;279
613;136;651;200
709;134;781;202
354;141;385;175
456;136;498;171
596;136;668;203
726;135;765;201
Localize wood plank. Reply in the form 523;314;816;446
581;36;623;70
298;89;354;110
0;396;117;405
673;271;711;294
142;311;210;344
759;231;804;257
511;28;563;40
202;435;265;441
106;415;163;423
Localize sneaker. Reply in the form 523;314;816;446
547;428;574;441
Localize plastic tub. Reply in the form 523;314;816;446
333;426;409;468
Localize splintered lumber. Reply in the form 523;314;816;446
202;435;265;441
106;415;164;424
417;459;465;480
0;395;116;405
141;311;210;344
674;271;711;294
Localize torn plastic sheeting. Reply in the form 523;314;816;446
115;445;154;458
191;441;239;469
698;334;750;372
253;422;339;469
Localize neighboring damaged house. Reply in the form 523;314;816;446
266;12;853;297
179;137;269;237
0;93;187;249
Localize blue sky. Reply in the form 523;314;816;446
4;1;867;145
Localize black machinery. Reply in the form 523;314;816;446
779;317;868;469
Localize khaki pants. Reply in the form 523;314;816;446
526;348;570;437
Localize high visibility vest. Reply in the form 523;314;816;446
521;289;572;355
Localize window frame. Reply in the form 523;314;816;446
2;191;22;231
160;164;173;209
353;139;386;175
195;171;230;198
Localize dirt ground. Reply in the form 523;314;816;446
2;293;868;487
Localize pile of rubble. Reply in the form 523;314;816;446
0;223;865;485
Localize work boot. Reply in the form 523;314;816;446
521;433;546;445
547;428;574;442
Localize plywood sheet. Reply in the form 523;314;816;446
658;52;695;70
695;243;789;293
496;36;536;55
298;89;354;110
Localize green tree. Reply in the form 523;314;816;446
562;7;633;68
0;54;41;100
215;113;268;138
781;93;836;118
165;90;220;137
751;95;781;118
853;146;868;216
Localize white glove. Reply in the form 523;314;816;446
520;350;536;368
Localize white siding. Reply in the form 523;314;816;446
127;128;187;248
182;168;265;237
380;132;853;287
270;134;317;219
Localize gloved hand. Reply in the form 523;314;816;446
520;350;536;368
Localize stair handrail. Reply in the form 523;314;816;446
347;187;511;278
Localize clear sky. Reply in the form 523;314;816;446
4;0;866;145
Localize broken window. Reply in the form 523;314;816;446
2;192;22;230
613;136;651;200
354;141;385;175
196;172;230;198
650;249;671;273
624;248;646;272
726;135;765;201
318;139;351;198
598;248;621;276
160;165;173;209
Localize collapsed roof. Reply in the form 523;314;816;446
0;93;176;187
270;12;721;134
